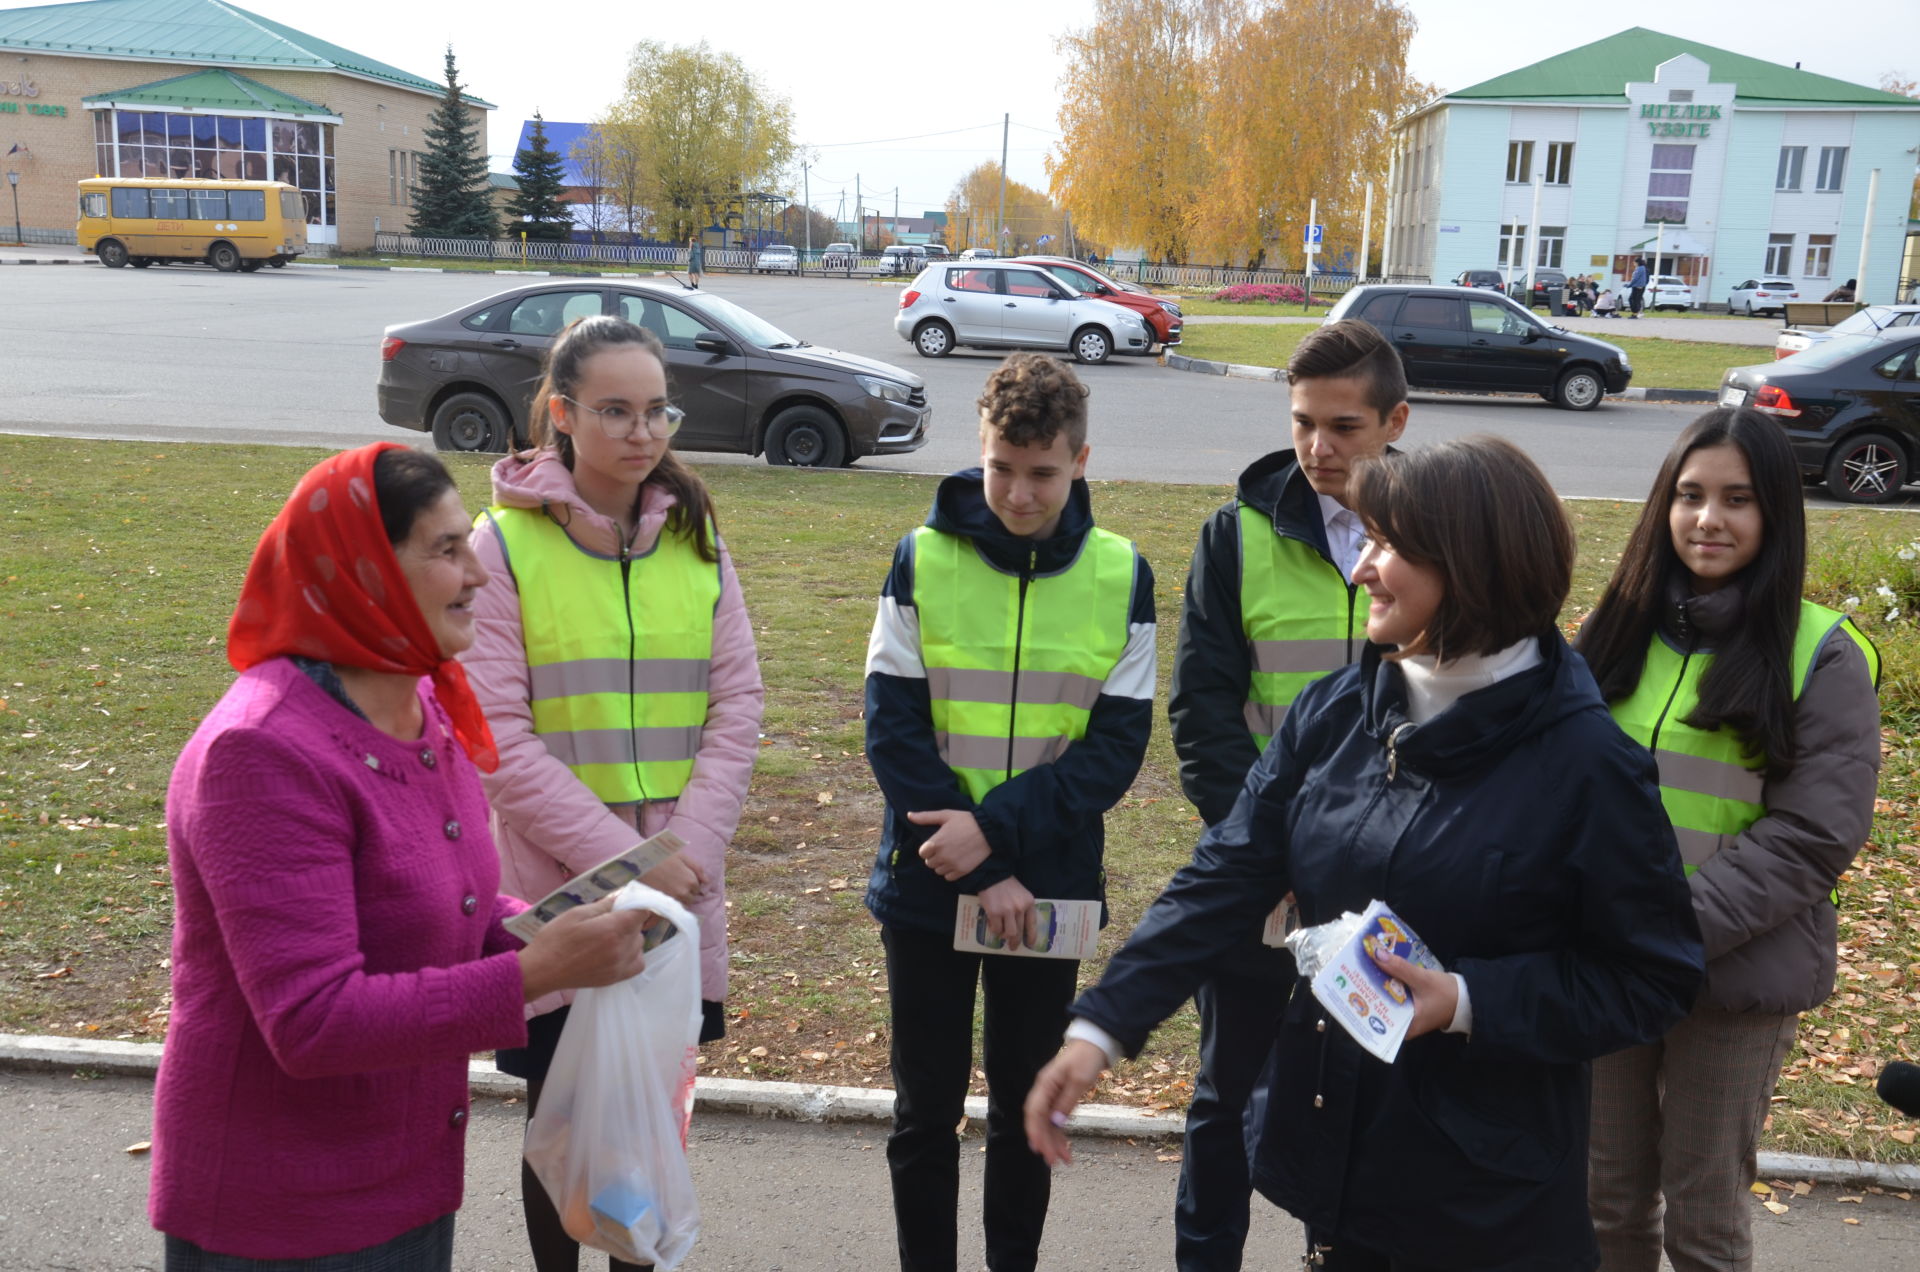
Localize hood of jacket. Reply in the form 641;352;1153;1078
486;448;679;557
1233;450;1327;546
1659;570;1745;648
1358;631;1597;781
926;467;1095;573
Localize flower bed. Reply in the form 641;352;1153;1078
1211;282;1307;305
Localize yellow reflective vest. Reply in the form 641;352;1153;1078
1238;503;1371;748
1608;599;1879;874
913;524;1139;802
481;505;719;804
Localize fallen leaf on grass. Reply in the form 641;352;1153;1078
1892;1129;1916;1145
816;791;834;805
123;1141;150;1155
35;967;71;979
1156;1152;1182;1163
748;1046;769;1058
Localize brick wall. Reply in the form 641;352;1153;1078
0;49;491;250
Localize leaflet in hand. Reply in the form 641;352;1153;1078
503;830;687;943
1287;899;1443;1064
952;895;1101;960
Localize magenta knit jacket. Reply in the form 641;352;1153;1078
149;659;530;1259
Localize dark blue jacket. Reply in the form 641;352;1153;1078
863;470;1157;936
1071;632;1703;1271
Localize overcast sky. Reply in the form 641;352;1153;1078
221;0;1916;220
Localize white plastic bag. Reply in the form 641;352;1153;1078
523;881;703;1269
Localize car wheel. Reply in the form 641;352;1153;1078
207;242;241;273
130;257;152;269
913;320;954;358
1823;431;1910;505
1554;367;1603;411
430;391;512;453
97;239;129;269
1072;326;1112;365
764;405;848;468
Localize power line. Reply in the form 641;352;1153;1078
806;122;1006;149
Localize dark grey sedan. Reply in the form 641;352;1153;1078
377;280;931;466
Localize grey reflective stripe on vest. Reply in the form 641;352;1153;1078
1250;638;1352;675
528;658;713;700
1244;701;1286;741
538;725;705;767
936;731;1072;772
1673;825;1726;869
925;666;1105;711
1654;748;1767;805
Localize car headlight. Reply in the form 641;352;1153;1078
856;374;913;404
1158;300;1182;316
1120;313;1145;329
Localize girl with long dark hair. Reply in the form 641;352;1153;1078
1580;408;1881;1272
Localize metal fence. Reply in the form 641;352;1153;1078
10;227;78;246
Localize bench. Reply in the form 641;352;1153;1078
1781;300;1864;329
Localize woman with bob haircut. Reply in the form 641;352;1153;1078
1027;435;1705;1272
1580;408;1880;1272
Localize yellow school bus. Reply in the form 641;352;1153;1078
76;178;307;273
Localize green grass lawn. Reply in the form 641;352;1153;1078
1176;324;1767;392
323;254;671;278
3;436;1917;1158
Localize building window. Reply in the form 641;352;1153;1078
1816;146;1848;192
102;109;335;226
1764;233;1794;275
1498;223;1528;272
1536;226;1566;269
1805;233;1834;278
1423;144;1434;188
1506;140;1534;184
389;150;398;204
1645;143;1694;224
1544;142;1574;186
1776;146;1805;191
1668;89;1694;103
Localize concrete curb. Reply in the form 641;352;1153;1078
1158;351;1719;403
0;256;97;265
6;1032;1917;1183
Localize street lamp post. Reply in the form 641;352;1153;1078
5;171;20;248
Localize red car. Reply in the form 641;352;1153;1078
1011;256;1182;350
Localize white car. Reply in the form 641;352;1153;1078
1774;303;1920;359
1649;276;1695;311
893;260;1150;364
1727;278;1799;317
957;248;997;260
754;244;799;275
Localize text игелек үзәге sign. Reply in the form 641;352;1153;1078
1640;102;1719;138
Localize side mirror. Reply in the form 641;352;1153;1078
1520;326;1541;343
693;331;734;356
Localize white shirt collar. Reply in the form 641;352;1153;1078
1315;493;1365;580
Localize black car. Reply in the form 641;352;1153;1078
1452;268;1505;291
1328;284;1632;411
1718;330;1920;504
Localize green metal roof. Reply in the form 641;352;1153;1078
0;0;491;104
82;66;330;114
488;172;519;191
1448;28;1919;108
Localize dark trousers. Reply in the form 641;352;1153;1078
1629;286;1646;315
880;923;1080;1272
1176;971;1290;1271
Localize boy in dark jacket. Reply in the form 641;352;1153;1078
1160;319;1407;1271
864;352;1156;1272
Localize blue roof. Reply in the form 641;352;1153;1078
513;118;594;186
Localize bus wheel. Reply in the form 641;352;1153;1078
239;259;264;273
97;239;129;269
267;256;289;269
129;257;152;269
207;242;241;273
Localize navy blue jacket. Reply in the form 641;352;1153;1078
863;470;1157;936
1072;632;1703;1271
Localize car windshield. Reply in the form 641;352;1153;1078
681;291;803;349
1830;306;1897;336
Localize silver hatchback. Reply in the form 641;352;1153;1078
893;261;1151;364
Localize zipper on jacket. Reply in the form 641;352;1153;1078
1647;642;1696;757
620;533;649;802
1384;722;1415;783
1311;1014;1330;1109
1005;547;1037;783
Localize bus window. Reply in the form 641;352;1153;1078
280;190;303;222
228;189;265;221
149;189;189;219
189;189;228;220
110;187;150;218
79;192;107;218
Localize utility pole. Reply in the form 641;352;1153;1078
1359;182;1373;283
856;173;862;253
1305;196;1317;310
997;112;1009;252
803;163;811;257
1381;151;1397;280
1855;167;1881;303
1525;170;1542;304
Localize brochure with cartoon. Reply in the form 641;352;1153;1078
1284;898;1444;1063
502;829;687;943
952;896;1102;960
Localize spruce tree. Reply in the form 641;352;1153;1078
409;47;496;240
507;112;573;242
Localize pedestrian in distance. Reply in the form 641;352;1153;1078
1580;407;1881;1272
463;316;764;1272
1595;286;1619;318
1628;257;1649;319
686;234;705;289
1822;278;1857;303
1162;319;1407;1271
1027;434;1706;1272
864;352;1157;1272
151;443;653;1271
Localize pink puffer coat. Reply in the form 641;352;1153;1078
461;450;763;1014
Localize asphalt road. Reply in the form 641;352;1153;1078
0;264;1728;502
3;1069;1915;1271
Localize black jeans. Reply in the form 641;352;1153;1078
1175;971;1290;1271
1629;286;1646;315
880;923;1080;1272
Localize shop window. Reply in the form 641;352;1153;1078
1536;226;1566;269
167;115;191;144
1645;144;1694;224
1816;146;1847;192
1805;234;1833;278
1776;147;1805;192
1506;140;1533;184
243;119;266;150
1764;234;1794;275
1544;143;1574;186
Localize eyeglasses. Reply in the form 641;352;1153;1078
557;397;685;440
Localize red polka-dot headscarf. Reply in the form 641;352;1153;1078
227;442;499;772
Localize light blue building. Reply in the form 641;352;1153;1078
1385;29;1920;305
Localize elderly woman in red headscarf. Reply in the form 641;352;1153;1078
149;443;653;1272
